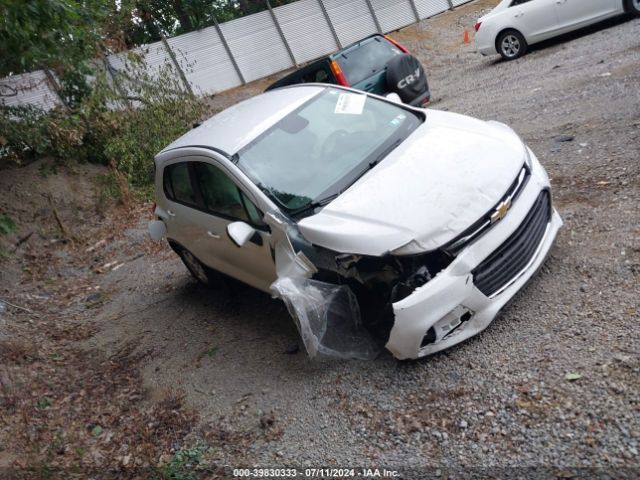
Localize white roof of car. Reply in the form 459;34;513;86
158;85;324;159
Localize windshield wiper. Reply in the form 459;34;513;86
290;193;339;217
343;137;403;190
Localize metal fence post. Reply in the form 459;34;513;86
408;0;421;22
42;67;67;109
363;0;382;34
266;0;297;67
212;16;246;85
160;34;195;97
446;0;455;10
318;0;342;49
103;54;132;108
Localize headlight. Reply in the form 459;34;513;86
487;120;532;171
523;144;533;170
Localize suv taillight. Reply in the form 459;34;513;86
330;60;349;86
474;22;482;32
384;35;410;54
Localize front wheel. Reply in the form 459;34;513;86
627;0;640;16
497;30;527;60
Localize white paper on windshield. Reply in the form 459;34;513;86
334;93;366;115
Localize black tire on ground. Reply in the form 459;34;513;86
497;29;527;61
385;53;429;104
178;247;211;285
627;0;640;16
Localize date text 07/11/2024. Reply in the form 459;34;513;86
233;467;400;478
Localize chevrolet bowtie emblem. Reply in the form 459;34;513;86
491;198;512;224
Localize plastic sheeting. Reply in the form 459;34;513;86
271;277;380;360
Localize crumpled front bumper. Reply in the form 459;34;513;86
386;153;562;360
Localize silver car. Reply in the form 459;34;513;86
149;85;562;360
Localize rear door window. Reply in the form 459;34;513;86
299;64;333;84
336;37;402;85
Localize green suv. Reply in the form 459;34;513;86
266;34;430;107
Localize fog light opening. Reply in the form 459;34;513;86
420;306;475;350
420;327;437;348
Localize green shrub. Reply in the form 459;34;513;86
0;105;51;164
0;214;17;235
1;56;208;190
156;445;207;480
105;99;204;187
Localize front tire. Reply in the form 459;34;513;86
627;0;640;16
497;30;527;60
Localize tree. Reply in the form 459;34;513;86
0;0;108;77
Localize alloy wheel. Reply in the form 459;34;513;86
501;35;521;58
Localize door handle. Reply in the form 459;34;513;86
167;210;176;217
207;231;221;239
515;12;523;17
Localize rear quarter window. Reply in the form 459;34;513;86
164;163;198;206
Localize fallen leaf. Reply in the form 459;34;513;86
565;373;583;381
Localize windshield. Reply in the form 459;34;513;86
336;37;402;85
235;88;422;214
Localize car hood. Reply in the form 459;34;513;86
297;109;525;256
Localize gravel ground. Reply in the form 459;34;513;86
4;0;639;477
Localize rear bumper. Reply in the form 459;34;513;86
475;30;498;56
408;90;431;107
477;43;498;56
385;153;562;360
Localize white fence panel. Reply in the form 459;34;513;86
108;41;171;79
0;71;61;111
275;0;340;65
324;0;379;47
1;0;468;107
374;0;417;32
414;0;450;19
167;26;242;95
220;10;294;83
452;0;473;7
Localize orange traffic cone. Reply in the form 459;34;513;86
463;27;470;44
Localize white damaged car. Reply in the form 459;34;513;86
149;85;562;360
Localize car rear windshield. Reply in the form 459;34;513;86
235;88;422;214
336;37;402;85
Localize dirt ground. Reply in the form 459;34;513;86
1;0;639;477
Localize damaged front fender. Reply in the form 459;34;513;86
265;211;381;360
271;277;379;360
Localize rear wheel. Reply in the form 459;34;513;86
179;248;210;285
628;0;640;16
497;30;527;60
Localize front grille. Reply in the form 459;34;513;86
472;190;551;297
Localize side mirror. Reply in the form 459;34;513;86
385;92;402;103
227;221;256;248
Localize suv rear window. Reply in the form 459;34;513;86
336;37;401;85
